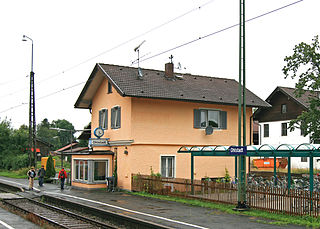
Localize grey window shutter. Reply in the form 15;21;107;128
194;109;201;128
99;110;102;127
104;109;108;129
116;107;121;128
220;111;227;129
111;108;115;129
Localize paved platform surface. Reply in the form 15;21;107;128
0;207;40;229
0;176;307;229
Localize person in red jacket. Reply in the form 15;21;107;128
58;167;67;190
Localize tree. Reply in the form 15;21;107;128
0;119;29;170
51;119;75;148
37;118;76;150
37;118;58;147
282;35;320;142
45;154;56;179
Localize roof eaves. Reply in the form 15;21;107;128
278;87;309;109
74;64;99;109
127;94;269;108
97;63;125;96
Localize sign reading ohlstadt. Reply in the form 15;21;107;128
229;146;247;155
89;138;110;147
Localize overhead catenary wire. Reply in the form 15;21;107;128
0;0;215;98
0;0;303;117
0;81;86;114
139;0;303;63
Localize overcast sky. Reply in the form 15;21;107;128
0;0;319;130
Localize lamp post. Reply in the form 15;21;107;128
50;128;90;168
22;35;36;168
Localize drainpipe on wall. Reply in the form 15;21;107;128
249;115;254;173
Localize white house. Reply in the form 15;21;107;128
254;86;320;170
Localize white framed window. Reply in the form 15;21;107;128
111;106;121;129
281;104;287;114
161;156;175;178
281;122;288;136
301;157;308;162
264;124;269;137
99;109;108;129
73;159;109;183
94;160;109;181
194;109;227;129
74;160;89;181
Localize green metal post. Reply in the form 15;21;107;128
310;156;314;192
191;153;194;194
287;157;291;190
273;156;277;186
235;0;248;210
235;157;238;178
310;155;314;210
241;0;247;208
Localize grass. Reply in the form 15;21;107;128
0;156;71;179
0;168;30;179
130;191;320;228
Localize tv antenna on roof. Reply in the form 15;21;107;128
134;40;146;79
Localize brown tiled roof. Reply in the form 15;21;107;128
274;86;315;109
75;63;270;108
78;123;91;140
56;142;78;152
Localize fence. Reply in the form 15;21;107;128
131;174;320;217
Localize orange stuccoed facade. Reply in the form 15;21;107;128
72;76;252;190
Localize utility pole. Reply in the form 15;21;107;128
23;35;37;168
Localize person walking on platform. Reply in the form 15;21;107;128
58;167;67;190
37;165;46;187
27;167;36;190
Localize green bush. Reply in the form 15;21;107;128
0;154;29;170
16;167;29;177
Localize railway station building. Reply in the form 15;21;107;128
73;63;269;190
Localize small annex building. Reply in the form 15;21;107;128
73;63;270;190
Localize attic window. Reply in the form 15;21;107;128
281;104;287;114
107;81;112;94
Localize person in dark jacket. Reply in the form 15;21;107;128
37;165;46;187
58;167;67;190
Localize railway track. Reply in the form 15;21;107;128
0;180;172;228
2;197;119;228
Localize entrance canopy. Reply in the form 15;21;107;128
178;144;320;157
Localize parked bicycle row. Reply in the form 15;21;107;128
202;173;320;191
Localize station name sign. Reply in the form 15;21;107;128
229;146;247;155
89;138;109;147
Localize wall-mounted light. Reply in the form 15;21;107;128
124;146;128;155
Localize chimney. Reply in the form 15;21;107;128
165;62;174;78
